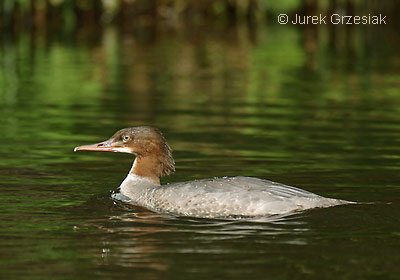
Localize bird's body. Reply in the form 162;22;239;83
118;175;349;218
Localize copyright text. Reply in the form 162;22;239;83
277;13;387;25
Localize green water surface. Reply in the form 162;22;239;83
0;23;399;279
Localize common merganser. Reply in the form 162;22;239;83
74;126;353;218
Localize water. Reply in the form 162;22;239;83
1;24;399;279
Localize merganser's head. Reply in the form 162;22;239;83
74;126;175;179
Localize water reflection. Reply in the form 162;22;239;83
107;210;308;238
72;198;311;269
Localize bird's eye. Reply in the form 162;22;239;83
123;135;130;142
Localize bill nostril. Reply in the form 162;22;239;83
97;143;104;147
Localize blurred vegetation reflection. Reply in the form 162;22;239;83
1;0;400;29
0;0;400;180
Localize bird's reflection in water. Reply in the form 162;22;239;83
76;200;310;269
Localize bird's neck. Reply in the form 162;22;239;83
130;155;161;185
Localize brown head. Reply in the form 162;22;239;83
74;126;175;183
